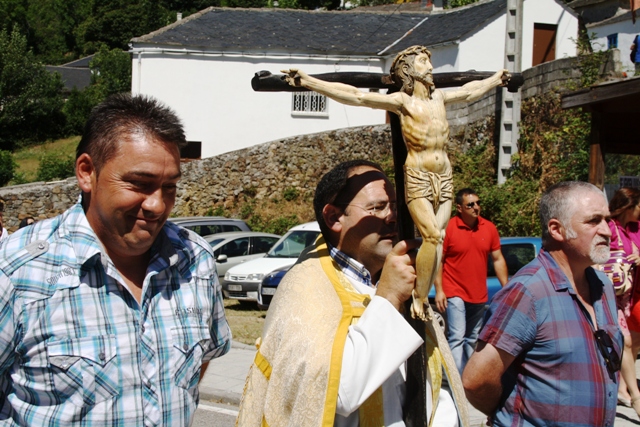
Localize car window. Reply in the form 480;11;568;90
252;236;279;254
268;230;319;258
187;225;223;236
222;225;242;232
488;243;537;277
218;237;250;258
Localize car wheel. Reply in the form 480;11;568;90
430;305;447;333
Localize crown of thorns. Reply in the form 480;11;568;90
389;45;432;83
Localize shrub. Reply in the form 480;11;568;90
283;187;299;201
0;150;17;186
36;152;75;182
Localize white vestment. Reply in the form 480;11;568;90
335;278;459;427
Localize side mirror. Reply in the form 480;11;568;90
217;254;228;263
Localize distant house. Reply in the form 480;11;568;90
573;0;640;73
46;55;94;94
130;0;578;158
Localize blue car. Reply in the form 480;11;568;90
257;265;291;310
428;236;543;329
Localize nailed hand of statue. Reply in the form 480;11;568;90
281;68;307;87
501;69;511;86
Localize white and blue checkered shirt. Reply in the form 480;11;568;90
328;243;374;288
0;202;231;426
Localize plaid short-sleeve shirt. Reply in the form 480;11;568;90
479;249;622;427
0;203;231;426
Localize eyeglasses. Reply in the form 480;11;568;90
594;329;621;375
337;201;397;218
464;201;481;209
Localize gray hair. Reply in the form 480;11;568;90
539;181;604;246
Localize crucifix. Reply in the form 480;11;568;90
252;46;523;426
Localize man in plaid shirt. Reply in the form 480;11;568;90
463;181;622;427
0;94;231;426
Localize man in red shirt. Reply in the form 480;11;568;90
434;188;508;373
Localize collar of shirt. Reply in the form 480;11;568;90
328;243;374;288
537;248;604;294
453;214;486;230
61;202;181;277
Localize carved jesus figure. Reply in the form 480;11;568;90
283;45;510;320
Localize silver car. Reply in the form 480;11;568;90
169;216;250;237
205;231;281;278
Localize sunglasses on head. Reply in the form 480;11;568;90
594;329;621;375
464;201;481;209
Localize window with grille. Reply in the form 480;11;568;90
291;91;328;116
607;33;618;49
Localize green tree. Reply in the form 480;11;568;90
62;87;99;135
61;46;132;136
77;1;172;53
89;46;132;97
0;26;65;150
36;152;75;181
0;150;17;186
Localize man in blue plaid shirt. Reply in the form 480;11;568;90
0;94;231;426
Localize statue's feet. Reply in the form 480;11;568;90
410;292;429;322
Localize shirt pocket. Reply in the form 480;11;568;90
45;334;119;407
171;325;211;391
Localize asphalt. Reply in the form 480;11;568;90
199;342;640;426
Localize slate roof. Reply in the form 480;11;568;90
132;0;506;56
45;65;92;92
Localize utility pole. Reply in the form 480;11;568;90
497;0;523;184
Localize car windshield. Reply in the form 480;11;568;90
488;243;537;277
266;230;319;258
208;238;225;248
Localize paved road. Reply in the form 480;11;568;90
197;342;640;426
193;401;238;427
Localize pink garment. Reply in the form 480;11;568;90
609;219;640;333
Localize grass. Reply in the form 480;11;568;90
223;299;266;346
12;136;80;183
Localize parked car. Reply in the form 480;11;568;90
428;236;543;330
222;221;321;303
168;216;250;237
205;231;281;279
258;265;291;310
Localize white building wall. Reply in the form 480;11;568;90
429;45;460;73
589;19;640;73
458;14;506;72
131;50;386;158
522;0;578;69
449;0;577;73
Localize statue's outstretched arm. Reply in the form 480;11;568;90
282;68;405;115
442;69;511;104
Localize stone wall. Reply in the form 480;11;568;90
0;52;620;230
173;125;393;216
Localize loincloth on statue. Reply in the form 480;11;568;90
403;166;453;212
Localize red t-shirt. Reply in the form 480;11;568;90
442;215;501;303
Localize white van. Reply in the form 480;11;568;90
222;221;320;303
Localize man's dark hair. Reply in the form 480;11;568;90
76;93;187;173
455;188;477;206
313;160;384;239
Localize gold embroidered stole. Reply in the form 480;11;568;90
317;239;385;427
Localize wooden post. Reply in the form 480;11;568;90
389;107;428;426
